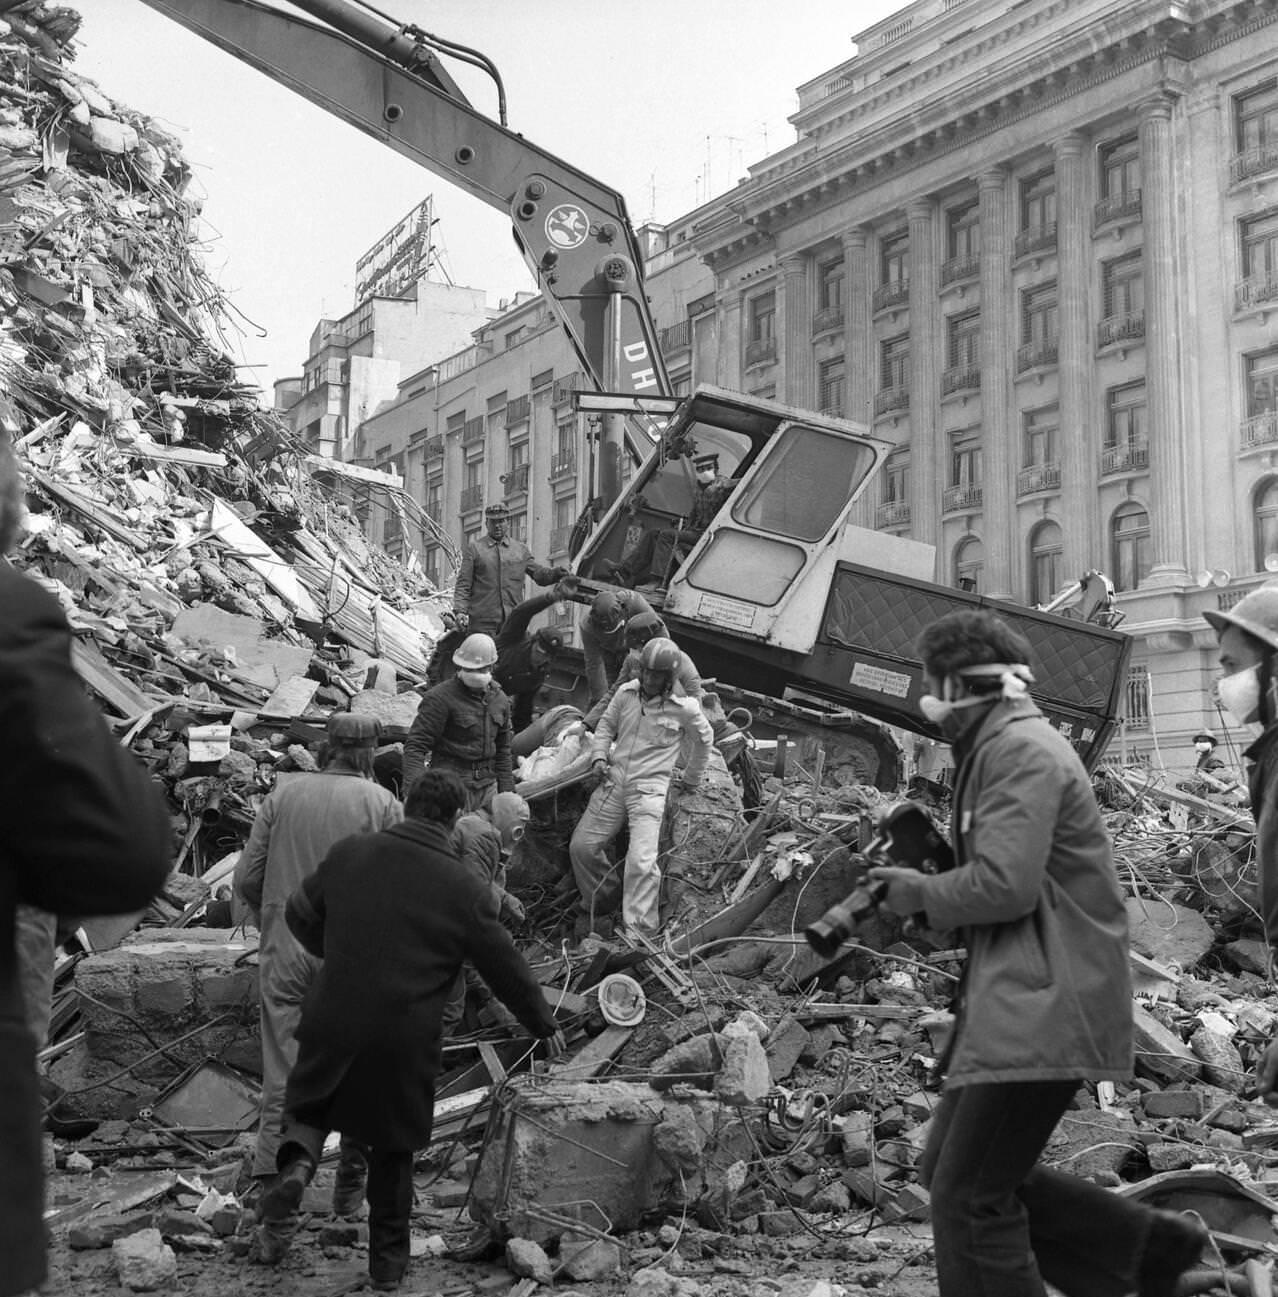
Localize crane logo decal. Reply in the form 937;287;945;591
545;204;589;250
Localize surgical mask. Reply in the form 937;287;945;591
457;669;492;692
918;692;994;736
696;470;716;486
1194;741;1213;754
1218;666;1261;728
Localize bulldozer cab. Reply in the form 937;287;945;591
575;387;891;633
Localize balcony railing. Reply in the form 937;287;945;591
660;319;691;353
424;435;444;460
1231;141;1278;185
1015;339;1059;373
942;482;983;512
1100;440;1149;475
552;372;582;406
940;254;980;287
1017;462;1061;495
1093;189;1143;230
811;305;845;335
1013;223;1057;259
876;500;911;528
1123;665;1151;731
505;394;530;424
744;337;777;367
504;462;530;494
1096;311;1146;349
941;365;980;396
872;280;910;313
549;524;573;555
461;416;485;446
874;386;910;416
460;484;485;513
549;449;577;480
1236;276;1278;312
1243;410;1278;449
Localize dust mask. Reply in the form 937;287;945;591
1218;666;1261;728
696;469;716;485
919;664;1033;738
457;669;492;692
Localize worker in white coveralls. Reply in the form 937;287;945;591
235;712;402;1211
569;637;712;937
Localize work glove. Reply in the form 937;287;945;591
550;565;572;581
501;894;527;925
553;575;581;600
586;757;609;789
453;611;469;630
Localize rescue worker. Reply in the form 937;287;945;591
401;632;514;811
0;426;171;1297
494;578;578;732
235;713;402;1206
1206;589;1278;1103
607;452;736;588
580;588;655;706
867;609;1206;1297
255;771;563;1290
584;610;701;729
452;502;567;639
570;637;713;937
1193;731;1226;774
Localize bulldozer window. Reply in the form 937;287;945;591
639;426;752;515
731;426;876;542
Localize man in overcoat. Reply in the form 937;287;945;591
256;770;562;1290
868;610;1206;1297
0;427;170;1297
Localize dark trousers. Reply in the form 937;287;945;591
920;1080;1155;1297
279;1123;414;1283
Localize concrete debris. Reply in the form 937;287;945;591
506;1237;554;1284
112;1228;177;1292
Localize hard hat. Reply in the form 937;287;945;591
1192;732;1217;746
453;632;498;669
639;636;682;675
624;610;664;647
590;590;620;628
1203;585;1278;653
326;712;381;743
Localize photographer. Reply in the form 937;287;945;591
867;610;1204;1297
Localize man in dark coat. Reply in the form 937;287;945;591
0;428;171;1297
256;771;562;1290
494;578;577;732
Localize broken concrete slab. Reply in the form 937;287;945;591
506;1238;553;1284
1125;897;1215;970
112;1227;177;1291
170;603;313;691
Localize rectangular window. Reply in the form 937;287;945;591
556;420;575;456
1243;210;1278;278
425;478;443;519
1099;135;1140;198
1105;380;1147;448
1019;169;1057;231
553;496;576;531
818;356;846;413
1236;80;1278;151
883;456;908;504
880;334;910;389
880;231;909;286
507;438;529;471
947;310;981;369
748;292;776;343
445;410;466;433
1023;405;1058;467
531;368;554;390
1248;348;1278;416
950;433;982;488
1102;252;1144;317
818;258;844;312
508;512;528;542
463;457;483;490
946;201;981;260
504;328;524;350
1021;282;1059;347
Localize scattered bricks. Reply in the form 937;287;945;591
1047;1109;1138;1180
763;1018;810;1085
209;1207;240;1238
1147;1143;1198;1172
1189;1026;1246;1093
318;1221;362;1247
841;1112;874;1168
808;1180;852;1214
800;1024;843;1065
69;1214;153;1250
841;1168;893;1208
198;964;258;1010
649;1034;722;1093
169;1234;222;1254
627;1266;704;1297
1133;1006;1203;1086
427;1180;470;1208
154;1208;212;1239
113;1228;177;1292
1208;1104;1250;1135
506;1238;554;1284
1205;1130;1245;1151
873;1106;907;1139
65;1151;94;1173
715;1026;770;1105
560;1236;624;1282
782;1174;822;1207
880;1183;931;1224
901;1091;938;1123
1143;1090;1205;1120
1225;939;1271;977
757;1210;802;1237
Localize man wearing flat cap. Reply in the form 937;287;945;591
494;578;579;731
452;503;567;640
236;711;403;1217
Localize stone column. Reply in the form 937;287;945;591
1056;131;1096;581
780;253;813;408
978;169;1013;599
716;283;742;390
844;228;871;423
1140;93;1190;586
907;198;939;551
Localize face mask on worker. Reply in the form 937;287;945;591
918;665;1030;738
1218;666;1261;728
1194;741;1213;754
457;668;492;692
696;468;716;486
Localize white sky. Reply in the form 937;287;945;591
74;1;902;393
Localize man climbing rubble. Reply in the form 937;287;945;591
583;610;701;730
234;713;402;1208
570;637;712;938
402;632;515;811
493;577;579;731
579;588;655;706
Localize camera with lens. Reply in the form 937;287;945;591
803;801;954;958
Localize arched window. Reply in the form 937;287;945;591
954;537;984;592
1255;479;1278;572
1110;502;1151;592
1028;520;1063;606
